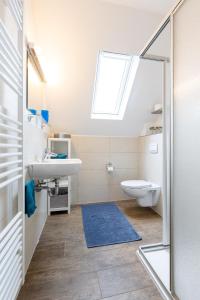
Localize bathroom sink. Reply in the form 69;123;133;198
29;159;82;179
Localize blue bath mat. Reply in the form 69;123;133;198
81;202;141;248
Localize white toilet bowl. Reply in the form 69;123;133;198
121;180;160;207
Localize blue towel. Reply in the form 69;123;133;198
28;108;37;115
51;153;67;159
25;180;37;217
41;110;49;123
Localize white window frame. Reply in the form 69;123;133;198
91;51;140;120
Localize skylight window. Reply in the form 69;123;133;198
91;51;139;120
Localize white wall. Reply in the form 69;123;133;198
172;0;200;299
138;134;163;216
24;121;48;272
29;0;163;137
71;134;163;213
24;0;47;111
71;135;139;204
24;0;36;42
23;2;49;273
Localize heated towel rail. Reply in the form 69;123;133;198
0;0;24;299
0;212;23;300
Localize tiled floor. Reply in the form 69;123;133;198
18;200;163;300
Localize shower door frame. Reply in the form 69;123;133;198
138;33;172;299
137;0;186;299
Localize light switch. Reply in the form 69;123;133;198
149;143;158;154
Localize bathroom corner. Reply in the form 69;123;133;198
138;133;163;216
23;118;49;272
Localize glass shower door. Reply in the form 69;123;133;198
171;0;200;299
137;19;172;298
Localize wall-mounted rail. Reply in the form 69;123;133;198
0;111;22;126
0;0;24;299
0;152;22;158
0;212;23;300
4;0;23;31
0;160;22;169
0;133;22;141
0;20;23;95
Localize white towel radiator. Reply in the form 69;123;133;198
0;0;24;299
0;212;23;300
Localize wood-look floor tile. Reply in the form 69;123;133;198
32;241;65;262
97;263;152;298
28;254;94;274
86;246;139;272
18;271;101;300
17;201;163;300
101;286;162;300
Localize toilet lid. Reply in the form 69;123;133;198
121;180;152;189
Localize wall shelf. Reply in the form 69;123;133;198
47;138;71;214
151;108;162;115
140;132;163;137
48;138;71;142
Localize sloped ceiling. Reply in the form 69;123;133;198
30;0;169;136
48;59;163;137
101;0;178;15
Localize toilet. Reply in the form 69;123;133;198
121;180;160;207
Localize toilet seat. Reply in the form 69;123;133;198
121;180;152;189
121;180;160;207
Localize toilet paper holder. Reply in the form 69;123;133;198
106;162;114;173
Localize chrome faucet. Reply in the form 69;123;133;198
43;148;51;160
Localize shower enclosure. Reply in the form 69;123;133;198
137;1;183;299
138;0;200;299
137;19;172;298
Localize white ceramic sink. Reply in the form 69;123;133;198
30;159;82;179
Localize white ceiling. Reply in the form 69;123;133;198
30;0;169;137
101;0;178;15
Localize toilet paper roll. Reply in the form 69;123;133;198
106;164;114;173
154;103;162;111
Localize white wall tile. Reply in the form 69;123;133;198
73;136;109;153
110;153;138;169
79;170;109;187
78;185;109;204
108;168;138;185
109;184;134;201
138;137;145;153
71;136;80;157
71;135;142;205
110;137;138;153
70;188;79;204
78;153;109;170
70;174;79;189
74;135;163;210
